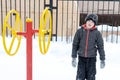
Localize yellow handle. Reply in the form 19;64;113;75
38;8;52;54
2;9;22;56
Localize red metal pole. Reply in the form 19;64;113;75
26;19;33;80
17;18;39;80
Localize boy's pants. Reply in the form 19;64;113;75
76;56;96;80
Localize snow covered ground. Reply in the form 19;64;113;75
0;35;120;80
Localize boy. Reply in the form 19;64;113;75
71;14;105;80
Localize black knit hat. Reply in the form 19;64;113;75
85;14;98;25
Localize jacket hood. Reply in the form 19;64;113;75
82;24;97;30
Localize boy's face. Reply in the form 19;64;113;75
86;20;95;29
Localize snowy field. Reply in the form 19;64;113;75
0;35;120;80
0;25;120;80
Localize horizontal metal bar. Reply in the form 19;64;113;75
52;7;57;9
58;0;119;1
44;4;50;7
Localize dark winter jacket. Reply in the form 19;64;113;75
72;24;105;60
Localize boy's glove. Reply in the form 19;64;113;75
72;58;77;67
100;60;105;69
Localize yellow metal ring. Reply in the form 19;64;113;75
2;9;22;56
38;8;52;54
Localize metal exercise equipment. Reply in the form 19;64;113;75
39;8;52;54
2;9;22;56
2;8;52;80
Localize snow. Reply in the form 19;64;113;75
0;25;120;80
97;25;120;31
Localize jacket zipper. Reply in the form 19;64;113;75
85;30;90;57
